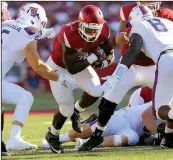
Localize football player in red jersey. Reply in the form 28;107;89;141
45;5;114;153
78;4;173;151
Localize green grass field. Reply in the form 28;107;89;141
3;91;173;160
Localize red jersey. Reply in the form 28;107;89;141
51;21;110;68
140;86;152;103
118;4;173;66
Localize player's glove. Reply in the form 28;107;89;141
57;73;77;90
92;48;114;69
101;75;119;93
38;28;56;39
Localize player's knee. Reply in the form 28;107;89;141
18;91;34;107
127;133;139;145
59;101;74;117
87;85;103;97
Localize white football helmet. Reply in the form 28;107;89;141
16;3;47;30
129;5;153;25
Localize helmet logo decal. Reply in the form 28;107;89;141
27;7;39;19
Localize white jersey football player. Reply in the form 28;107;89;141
78;5;173;151
41;101;164;149
2;3;76;151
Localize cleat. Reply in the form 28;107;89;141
71;111;82;133
75;138;88;150
81;114;98;125
2;141;10;156
78;134;103;151
6;138;37;151
45;127;64;153
160;133;173;148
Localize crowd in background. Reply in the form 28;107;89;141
5;1;173;92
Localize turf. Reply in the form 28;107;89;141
3;90;173;160
3;114;173;160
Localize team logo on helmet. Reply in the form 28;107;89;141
27;7;39;19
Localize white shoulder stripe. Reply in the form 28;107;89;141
120;6;126;21
64;32;71;48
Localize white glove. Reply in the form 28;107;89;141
38;28;56;39
58;73;77;90
101;75;119;94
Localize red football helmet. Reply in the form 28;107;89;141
78;5;105;42
137;1;162;15
2;2;10;22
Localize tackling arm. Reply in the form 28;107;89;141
121;33;143;67
24;40;59;81
112;33;143;81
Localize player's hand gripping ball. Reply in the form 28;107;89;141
92;47;108;69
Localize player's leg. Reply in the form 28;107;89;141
2;80;37;151
41;114;98;149
45;79;74;153
78;66;139;151
153;53;173;148
133;64;156;88
75;63;118;126
1;105;10;156
71;66;102;133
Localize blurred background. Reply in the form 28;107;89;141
4;1;173;112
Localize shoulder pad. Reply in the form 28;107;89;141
24;26;40;36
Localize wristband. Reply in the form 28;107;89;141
112;63;128;80
87;53;98;64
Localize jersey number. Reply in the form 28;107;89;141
2;29;10;44
147;18;168;32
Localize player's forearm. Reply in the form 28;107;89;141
103;135;128;147
34;62;59;81
66;59;90;75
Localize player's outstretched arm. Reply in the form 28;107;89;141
121;33;143;68
24;40;59;81
60;38;97;74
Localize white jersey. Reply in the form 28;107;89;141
102;102;152;137
131;18;173;63
2;20;41;78
126;102;152;137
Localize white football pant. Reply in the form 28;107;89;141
2;79;34;123
46;57;103;117
104;64;156;104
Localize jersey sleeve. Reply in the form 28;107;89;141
118;3;137;22
100;22;110;41
21;26;41;48
130;22;144;36
157;8;173;22
59;24;76;49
